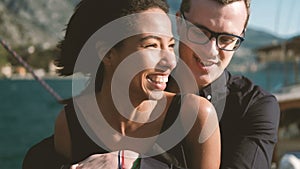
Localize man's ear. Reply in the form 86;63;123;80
242;29;246;37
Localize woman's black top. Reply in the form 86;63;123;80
23;95;190;169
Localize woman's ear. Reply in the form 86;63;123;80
96;41;114;66
102;50;113;66
103;48;121;68
176;11;183;36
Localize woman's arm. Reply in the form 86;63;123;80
181;94;221;169
22;110;71;169
54;109;72;160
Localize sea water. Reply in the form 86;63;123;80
0;79;71;169
1;66;300;169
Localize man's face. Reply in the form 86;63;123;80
178;0;247;88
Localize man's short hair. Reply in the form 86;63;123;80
180;0;250;29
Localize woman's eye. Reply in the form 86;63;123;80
169;43;175;49
144;43;158;48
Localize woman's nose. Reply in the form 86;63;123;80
156;50;177;72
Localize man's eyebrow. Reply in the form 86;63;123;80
193;23;232;35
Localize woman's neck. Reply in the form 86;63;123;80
96;89;160;134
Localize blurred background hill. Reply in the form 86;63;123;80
0;0;285;74
0;0;80;72
0;0;79;47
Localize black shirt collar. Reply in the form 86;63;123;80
199;70;229;120
199;70;229;101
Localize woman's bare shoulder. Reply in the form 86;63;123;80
182;94;215;115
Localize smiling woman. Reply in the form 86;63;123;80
22;0;221;169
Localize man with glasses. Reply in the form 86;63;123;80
167;0;280;168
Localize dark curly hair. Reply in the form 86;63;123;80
55;0;169;76
54;0;169;93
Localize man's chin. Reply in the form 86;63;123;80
196;75;215;88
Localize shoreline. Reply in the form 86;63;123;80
0;73;88;80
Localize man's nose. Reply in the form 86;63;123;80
196;38;219;59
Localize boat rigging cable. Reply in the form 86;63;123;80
0;37;63;103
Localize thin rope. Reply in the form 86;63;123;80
180;144;188;168
0;37;63;103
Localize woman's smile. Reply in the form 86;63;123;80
146;74;169;91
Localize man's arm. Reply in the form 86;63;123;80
221;95;280;169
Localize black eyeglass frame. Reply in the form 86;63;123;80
181;12;245;51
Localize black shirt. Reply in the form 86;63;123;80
22;95;189;169
64;95;188;168
197;70;280;169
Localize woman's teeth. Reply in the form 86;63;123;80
147;75;168;83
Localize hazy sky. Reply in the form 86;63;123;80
169;0;300;39
249;0;300;38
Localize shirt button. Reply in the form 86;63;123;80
207;94;212;100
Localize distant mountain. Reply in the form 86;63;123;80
230;28;284;72
242;28;284;49
229;28;282;72
234;28;284;55
0;0;287;72
234;28;284;59
0;0;78;48
1;0;283;48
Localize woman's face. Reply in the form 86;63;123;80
108;8;176;102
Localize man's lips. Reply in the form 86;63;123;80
193;54;219;67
